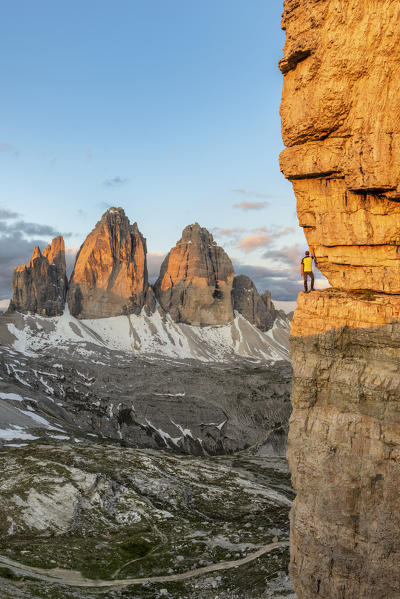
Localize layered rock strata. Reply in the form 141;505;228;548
232;275;276;331
68;208;150;319
154;223;234;326
280;1;400;597
8;236;67;316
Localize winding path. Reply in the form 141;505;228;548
0;540;289;588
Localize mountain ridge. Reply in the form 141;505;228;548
8;207;284;333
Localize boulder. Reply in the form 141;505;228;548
68;207;149;319
9;236;67;316
154;223;234;325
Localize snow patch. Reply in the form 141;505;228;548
7;305;290;364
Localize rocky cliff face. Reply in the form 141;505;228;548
280;1;400;597
68;208;150;319
7;211;283;331
8;236;67;316
154;223;234;326
232;275;276;331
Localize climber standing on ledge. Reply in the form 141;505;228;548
301;248;316;293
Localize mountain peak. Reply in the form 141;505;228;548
154;223;234;326
9;237;67;316
68;209;149;319
30;245;42;264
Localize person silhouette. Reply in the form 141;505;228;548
301;248;316;293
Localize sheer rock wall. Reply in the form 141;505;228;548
68;208;149;319
154;223;234;326
232;275;276;331
280;1;400;597
9;236;67;317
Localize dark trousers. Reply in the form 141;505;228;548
304;271;314;292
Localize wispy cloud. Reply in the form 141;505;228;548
214;225;294;252
103;176;129;188
0;142;15;152
232;188;272;200
65;246;79;276
0;219;69;238
239;233;273;252
0;208;20;219
215;227;245;236
238;226;294;253
147;252;167;282
262;244;304;267
0;142;19;157
233;201;269;211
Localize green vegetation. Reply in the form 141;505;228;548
0;443;294;598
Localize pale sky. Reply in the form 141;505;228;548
0;1;327;302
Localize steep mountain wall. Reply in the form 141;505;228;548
154;223;234;326
232;275;276;331
68;208;151;319
280;1;400;597
8;236;67;316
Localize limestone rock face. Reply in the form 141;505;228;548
68;208;149;319
154;223;234;326
232;275;276;331
9;236;67;316
280;2;400;597
289;291;400;599
280;0;400;293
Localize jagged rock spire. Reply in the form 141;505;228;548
232;275;276;331
9;236;67;316
154;223;234;326
67;207;152;319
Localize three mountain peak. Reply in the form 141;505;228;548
9;207;277;330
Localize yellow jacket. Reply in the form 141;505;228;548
302;256;313;272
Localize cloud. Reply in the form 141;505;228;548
239;233;274;252
262;244;304;267
147;252;166;282
0;219;68;238
214;225;294;251
238;226;294;253
0;208;20;219
65;246;79;277
0;142;15;152
103;176;129;188
214;227;245;237
0;142;19;157
232;188;272;200
233;201;269;211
